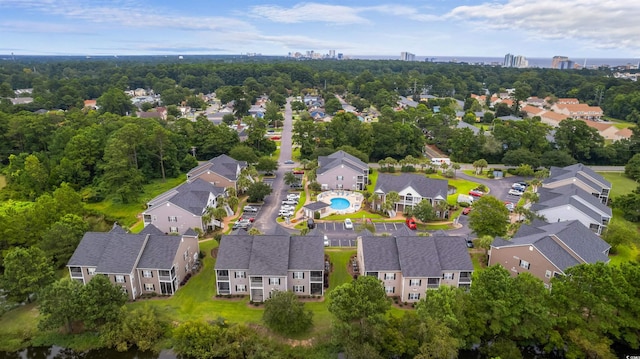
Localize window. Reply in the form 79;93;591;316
293;272;304;279
293;285;305;293
235;271;246;278
169;227;178;233
183;250;188;261
160;270;171;278
443;273;454;280
269;278;280;285
236;284;247;292
168;216;178;222
519;260;530;270
336;175;344;180
143;270;153;278
409;279;422;286
115;275;125;283
385;273;396;280
408;293;420;300
545;270;552;278
87;268;95;276
144;283;155;291
385;286;395;294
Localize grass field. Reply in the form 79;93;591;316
599;172;637;197
366;169;378;193
85;176;185;227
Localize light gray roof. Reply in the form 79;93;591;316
375;173;448;200
362;235;473;277
497;115;523;121
304;201;331;211
68;232;147;274
215;234;323;275
187;154;247;181
361;236;401;272
532;184;612;220
317;150;368;175
289;236;324;271
492;220;610;271
137;235;181;269
139;224;164;235
456;120;480;134
545;163;611;191
149;178;225;216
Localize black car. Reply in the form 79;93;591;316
466;239;474;248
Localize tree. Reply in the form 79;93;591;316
2;246;55;303
412;199;436;222
263;291;313;335
555;119;604;160
283;171;300;186
602;220;639;251
472;159;488;175
39;214;89;268
382;191;400;215
229;145;258;164
625;153;640;181
101;305;169;352
255;156;278;173
468;196;510;237
97;87;134;116
502;149;540;169
246;182;272;203
324;97;342;114
222;113;235;126
80;275;128;330
38;278;84;333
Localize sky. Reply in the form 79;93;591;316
0;0;639;59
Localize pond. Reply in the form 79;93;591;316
0;346;177;359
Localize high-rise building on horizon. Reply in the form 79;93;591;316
503;53;514;67
328;50;335;59
551;56;569;69
400;52;416;61
503;53;528;68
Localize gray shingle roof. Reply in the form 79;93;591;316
375;173;448;200
139;224;164;236
545;163;611;191
249;236;290;276
492;220;610;271
433;236;474;272
361;236;401;272
137;235;181;269
317;150;368;175
304;201;331;211
68;232;147;274
532;184;611;219
289;236;324;271
187;154;247;181
215;235;254;270
396;237;441;277
148;178;225;216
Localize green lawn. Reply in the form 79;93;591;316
0;303;40;351
599;172;637;197
323;211;385;221
432;175;480;205
85;176;185;227
366;169;378;193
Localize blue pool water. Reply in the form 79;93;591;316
330;197;351;210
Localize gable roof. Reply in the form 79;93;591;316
186;154;247;182
215;235;254;270
545;163;611;191
532;184;612;219
375;173;448;200
147;178;225;216
137;235;182;269
139;224;165;236
289;236;324;271
361;235;473;277
317;150;368;175
491;220;610;271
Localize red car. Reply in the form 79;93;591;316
469;190;484;197
462;207;472;215
292;170;304;175
405;217;417;230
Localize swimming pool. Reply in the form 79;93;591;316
330;197;351;210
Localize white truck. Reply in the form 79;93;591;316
430;157;451;166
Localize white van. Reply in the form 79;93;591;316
430;157;451;166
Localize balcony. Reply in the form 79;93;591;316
69;267;83;278
250;278;263;287
310;276;323;282
427;279;440;289
218;289;230;295
459;273;472;284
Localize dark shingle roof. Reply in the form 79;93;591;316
249;236;290;276
375;173;448;200
289;236;324;271
361;236;401;272
110;224;127;234
137;235;181;269
148;178;225;216
139;224;164;235
215;235;254;270
317;150;368;175
545;163;610;191
532;184;611;219
396;237;441;277
492;220;610;271
304;201;331;211
68;232;147;274
433;236;474;272
187;154;247;181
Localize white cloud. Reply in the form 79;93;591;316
258;34;356;51
446;0;640;51
249;3;370;24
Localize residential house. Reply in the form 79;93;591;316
397;96;419;109
543;163;612;204
10;97;33;105
456;120;481;135
142;178;227;234
556;98;580;105
357;234;473;302
374;173;448;214
538;110;568;127
456;111;485;122
489;220;610;287
522;105;545;117
186;154;248;192
525;96;547;107
84;99;97;109
67;225;199;300
551;103;603;120
317;150;369;191
531;184;612;235
215;234;325;302
580;120;633;141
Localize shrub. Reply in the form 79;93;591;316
400;165;416;172
314;211;321;220
425;168;437;174
459;202;470;208
487;173;495;179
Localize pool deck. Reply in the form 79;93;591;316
317;190;364;215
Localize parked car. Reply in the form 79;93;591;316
289;183;303;189
279;209;294;217
466;239;474;248
243;206;258;212
282;199;297;205
504;202;515;212
287;193;300;200
405;217;417;230
281;205;295;211
323;235;330;247
232;221;250;230
292;170;304;175
284;160;294;164
508;189;523;196
511;183;526;191
344;218;353;229
239;217;255;223
469;190;484;197
462;207;472;215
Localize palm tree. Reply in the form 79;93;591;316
300;158;310;170
521;191;539;207
384;191;400;215
226;186;237;198
367;192;380;211
213;207;227;226
236;175;252;194
433;200;449;219
440;162;450;175
528;178;542;193
451;163;461;177
227;196;239;213
472;159;488;175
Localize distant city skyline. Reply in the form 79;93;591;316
1;1;640;58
